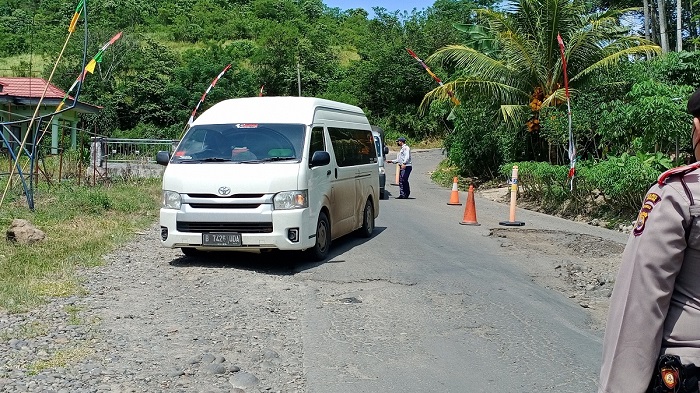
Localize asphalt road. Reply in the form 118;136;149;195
293;148;626;392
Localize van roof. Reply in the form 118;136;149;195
194;96;366;126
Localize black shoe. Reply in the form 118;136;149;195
396;196;406;199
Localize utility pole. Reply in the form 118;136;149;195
297;61;301;97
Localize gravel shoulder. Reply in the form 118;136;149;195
1;228;307;393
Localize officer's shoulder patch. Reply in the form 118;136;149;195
658;162;700;185
633;192;662;236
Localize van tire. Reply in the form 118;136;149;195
308;212;330;261
358;199;375;238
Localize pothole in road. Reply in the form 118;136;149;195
489;228;625;258
488;227;626;330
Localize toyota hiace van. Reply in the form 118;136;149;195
156;97;379;261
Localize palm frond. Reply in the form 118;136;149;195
571;44;661;81
419;79;529;113
500;104;531;127
541;88;577;107
427;45;514;79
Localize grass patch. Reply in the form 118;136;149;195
26;345;93;375
0;177;161;313
413;138;444;149
0;54;48;77
64;305;82;326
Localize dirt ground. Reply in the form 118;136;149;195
477;187;629;330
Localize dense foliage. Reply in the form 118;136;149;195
0;0;489;140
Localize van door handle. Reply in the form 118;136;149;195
326;170;331;176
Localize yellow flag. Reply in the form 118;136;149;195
84;59;96;74
68;13;80;33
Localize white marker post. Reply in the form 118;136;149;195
499;165;525;226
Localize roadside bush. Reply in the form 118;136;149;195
501;153;661;218
584;154;659;212
501;161;570;209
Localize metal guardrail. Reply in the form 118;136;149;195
94;138;178;164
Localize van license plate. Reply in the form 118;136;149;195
202;233;242;246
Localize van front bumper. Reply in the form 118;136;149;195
159;208;317;251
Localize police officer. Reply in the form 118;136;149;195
599;88;700;393
387;137;412;199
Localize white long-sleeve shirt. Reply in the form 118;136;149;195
395;144;411;166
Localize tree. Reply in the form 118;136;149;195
675;0;682;51
421;0;661;157
643;0;651;41
656;0;670;52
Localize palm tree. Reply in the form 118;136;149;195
421;0;661;133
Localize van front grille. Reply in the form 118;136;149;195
188;203;261;209
186;193;265;198
177;222;273;233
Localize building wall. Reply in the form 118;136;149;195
1;105;79;154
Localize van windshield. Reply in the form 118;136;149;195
172;123;304;163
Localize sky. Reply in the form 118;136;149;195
323;0;435;16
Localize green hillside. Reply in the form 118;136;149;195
0;0;479;141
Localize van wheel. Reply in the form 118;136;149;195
358;199;374;238
181;247;202;257
308;212;330;261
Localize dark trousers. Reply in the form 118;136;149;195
399;165;412;197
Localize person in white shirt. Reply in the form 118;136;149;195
387;137;412;199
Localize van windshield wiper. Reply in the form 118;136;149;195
197;157;232;162
259;157;298;162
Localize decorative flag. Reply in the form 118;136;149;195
186;64;232;129
68;0;85;33
83;32;122;78
406;48;461;106
557;33;576;190
54;32;123;113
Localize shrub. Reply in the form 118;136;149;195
501;154;662;218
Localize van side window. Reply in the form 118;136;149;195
328;128;377;167
309;127;325;158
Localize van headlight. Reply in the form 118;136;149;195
274;190;308;210
162;190;182;210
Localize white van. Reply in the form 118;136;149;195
156;96;379;261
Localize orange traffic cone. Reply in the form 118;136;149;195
459;185;480;226
447;177;462;205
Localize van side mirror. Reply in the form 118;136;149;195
383;146;389;156
310;151;330;167
156;151;171;166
